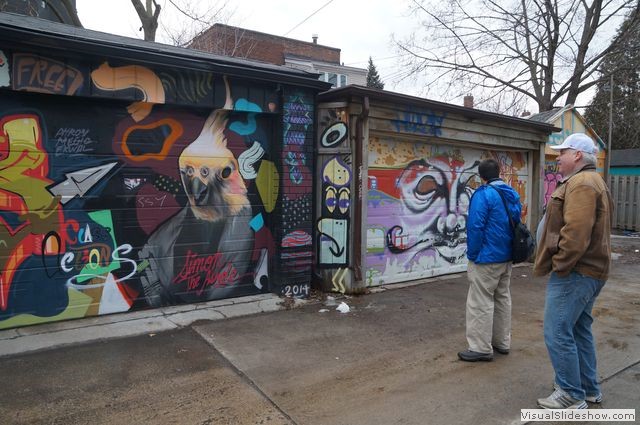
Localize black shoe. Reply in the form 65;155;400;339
458;350;493;362
492;345;510;355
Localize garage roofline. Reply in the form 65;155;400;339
319;85;560;134
0;13;333;91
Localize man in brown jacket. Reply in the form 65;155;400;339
534;133;613;410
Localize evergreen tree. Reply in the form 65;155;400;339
366;57;385;90
585;12;640;150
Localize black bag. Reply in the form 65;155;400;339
489;185;536;264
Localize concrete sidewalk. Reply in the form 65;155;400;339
0;293;307;357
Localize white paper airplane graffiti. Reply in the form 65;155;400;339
48;162;118;204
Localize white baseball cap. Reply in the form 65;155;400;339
550;133;598;154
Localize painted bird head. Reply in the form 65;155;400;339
178;78;249;222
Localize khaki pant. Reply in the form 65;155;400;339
465;261;513;353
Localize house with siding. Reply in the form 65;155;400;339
609;149;640;232
189;23;367;88
528;105;607;206
611;149;640;175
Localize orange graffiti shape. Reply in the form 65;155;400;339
90;62;166;122
121;118;183;162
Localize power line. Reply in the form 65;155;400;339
283;0;334;37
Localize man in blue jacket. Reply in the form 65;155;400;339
458;158;522;362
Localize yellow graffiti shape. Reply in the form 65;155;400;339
256;160;279;213
322;158;350;186
91;62;165;122
0;116;55;215
331;267;347;294
1;114;64;311
0;288;91;330
325;186;337;213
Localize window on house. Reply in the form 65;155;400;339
319;72;348;88
328;73;337;87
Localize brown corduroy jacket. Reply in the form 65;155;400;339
533;164;614;281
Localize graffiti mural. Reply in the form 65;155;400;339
315;107;352;293
317;155;351;266
366;137;529;286
275;92;315;297
543;159;563;206
485;151;529;221
0;48;303;329
320;121;348;148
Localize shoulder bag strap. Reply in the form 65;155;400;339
487;184;516;230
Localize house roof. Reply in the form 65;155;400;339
528;107;563;123
611;149;640;167
284;53;367;73
528;105;606;150
319;85;559;134
0;12;332;90
196;23;341;53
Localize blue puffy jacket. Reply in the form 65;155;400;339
466;179;522;264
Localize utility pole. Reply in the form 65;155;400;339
604;73;613;186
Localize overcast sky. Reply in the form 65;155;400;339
76;0;418;94
75;0;618;113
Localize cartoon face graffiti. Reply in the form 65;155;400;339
178;93;249;222
386;156;479;264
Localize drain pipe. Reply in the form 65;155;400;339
352;96;369;292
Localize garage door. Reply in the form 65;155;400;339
366;136;531;286
0;86;279;329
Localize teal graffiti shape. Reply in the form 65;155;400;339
230;99;262;135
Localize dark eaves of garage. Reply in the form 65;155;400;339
319;85;560;134
0;12;333;91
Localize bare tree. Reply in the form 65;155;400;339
129;0;245;54
159;0;235;47
188;24;259;59
394;0;640;113
160;1;257;58
131;0;160;41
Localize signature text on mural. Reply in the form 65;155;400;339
172;250;238;295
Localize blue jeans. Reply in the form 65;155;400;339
543;271;605;400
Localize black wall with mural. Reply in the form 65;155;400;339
0;37;322;329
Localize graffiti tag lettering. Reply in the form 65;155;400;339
54;128;96;154
137;195;167;208
391;110;446;137
63;243;138;288
13;54;84;95
172;250;239;296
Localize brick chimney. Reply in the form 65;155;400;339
312;34;318;44
463;95;474;108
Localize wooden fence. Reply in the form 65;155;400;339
610;175;640;231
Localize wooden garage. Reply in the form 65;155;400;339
315;86;556;292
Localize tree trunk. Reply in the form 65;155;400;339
131;0;160;42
